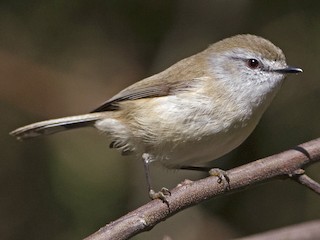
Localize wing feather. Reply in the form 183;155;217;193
91;53;207;112
91;78;201;112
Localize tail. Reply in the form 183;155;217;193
10;113;106;140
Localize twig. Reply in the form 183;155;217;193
293;173;320;194
85;138;320;240
235;219;320;240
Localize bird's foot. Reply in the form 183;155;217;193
149;187;171;204
209;168;230;191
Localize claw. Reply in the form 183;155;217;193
160;187;171;196
149;187;171;204
209;168;230;191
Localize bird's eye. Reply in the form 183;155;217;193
247;58;260;69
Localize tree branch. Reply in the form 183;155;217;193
292;172;320;194
235;220;320;240
85;138;320;240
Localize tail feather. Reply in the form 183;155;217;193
10;113;106;140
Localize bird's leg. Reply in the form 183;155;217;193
179;165;230;190
142;153;171;202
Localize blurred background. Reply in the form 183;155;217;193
1;0;320;239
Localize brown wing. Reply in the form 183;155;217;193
91;49;208;112
91;78;201;112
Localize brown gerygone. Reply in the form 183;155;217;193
10;34;302;200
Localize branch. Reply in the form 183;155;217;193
85;138;320;240
235;220;320;240
293;172;320;194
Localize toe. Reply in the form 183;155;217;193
149;189;170;205
209;168;230;190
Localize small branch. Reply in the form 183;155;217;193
293;173;320;194
85;138;320;240
235;220;320;240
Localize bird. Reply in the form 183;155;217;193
10;34;302;201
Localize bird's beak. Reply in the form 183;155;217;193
273;66;303;74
